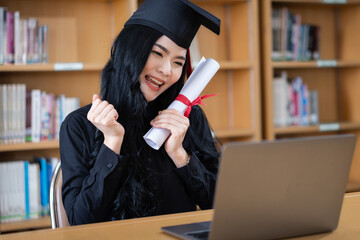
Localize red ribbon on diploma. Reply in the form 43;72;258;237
175;93;218;118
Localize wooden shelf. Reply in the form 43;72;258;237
261;0;360;197
275;122;360;136
194;0;249;3
0;0;261;233
272;60;360;69
0;0;141;234
0;216;51;233
272;0;360;4
261;0;360;140
0;63;104;72
214;128;255;139
0;141;59;152
196;0;261;142
219;61;254;70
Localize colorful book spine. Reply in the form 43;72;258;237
0;7;6;65
273;72;319;127
14;11;21;64
2;84;8;144
6;11;14;64
26;18;39;64
34;157;49;216
19;19;28;64
24;161;30;219
41;25;48;63
28;163;41;219
31;89;41;143
25;89;32;142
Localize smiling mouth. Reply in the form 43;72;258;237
146;75;164;88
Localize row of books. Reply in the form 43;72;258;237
0;84;80;144
272;7;320;62
0;157;59;223
273;71;319;127
0;7;48;65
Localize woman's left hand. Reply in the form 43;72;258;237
150;109;190;168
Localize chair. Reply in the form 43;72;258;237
49;161;70;228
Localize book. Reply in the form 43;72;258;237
0;7;6;65
300;83;309;126
24;161;30;219
14;11;21;64
40;91;49;141
273;71;288;127
33;157;49;216
40;25;48;63
19;19;28;64
0;85;3;143
31;89;41;142
7;84;15;143
0;161;26;222
2;7;7;65
28;163;41;219
284;9;294;61
6;11;14;64
272;8;281;60
0;162;7;222
2;84;8;143
291;13;301;61
27;18;39;64
280;7;289;61
20;84;26;142
272;70;319;127
273;7;321;62
309;90;319;125
25;89;32;142
15;161;26;221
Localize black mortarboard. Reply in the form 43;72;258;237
124;0;220;49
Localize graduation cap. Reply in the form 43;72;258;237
124;0;221;49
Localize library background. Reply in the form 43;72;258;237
0;0;360;234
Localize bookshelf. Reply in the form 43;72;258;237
260;0;360;192
0;0;261;233
0;0;137;233
192;0;261;143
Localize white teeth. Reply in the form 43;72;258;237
148;76;163;85
148;80;159;88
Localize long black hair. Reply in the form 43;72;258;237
92;25;219;220
91;25;188;219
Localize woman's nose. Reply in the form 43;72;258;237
157;59;171;76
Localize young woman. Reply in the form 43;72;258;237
60;0;221;225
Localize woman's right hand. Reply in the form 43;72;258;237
87;94;124;154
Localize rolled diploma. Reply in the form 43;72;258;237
143;57;220;150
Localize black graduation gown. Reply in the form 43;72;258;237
60;104;219;225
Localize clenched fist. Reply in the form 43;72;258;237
87;94;124;154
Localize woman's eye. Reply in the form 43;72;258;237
175;62;184;67
152;50;162;57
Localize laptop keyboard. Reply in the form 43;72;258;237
186;230;210;240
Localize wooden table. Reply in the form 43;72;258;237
2;193;360;240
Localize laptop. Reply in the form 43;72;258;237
162;134;356;240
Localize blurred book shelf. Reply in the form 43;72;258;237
0;63;104;72
192;0;261;143
0;0;138;233
261;0;360;194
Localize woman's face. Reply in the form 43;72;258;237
139;35;187;102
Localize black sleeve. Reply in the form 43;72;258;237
174;106;219;209
60;112;128;225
